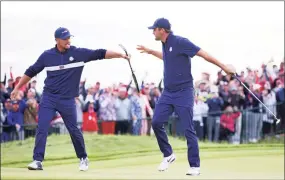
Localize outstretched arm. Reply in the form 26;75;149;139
196;50;234;75
14;75;31;92
80;48;129;63
137;45;163;60
11;53;45;99
105;50;128;59
148;49;163;60
179;38;235;75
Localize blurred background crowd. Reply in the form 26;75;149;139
1;60;284;144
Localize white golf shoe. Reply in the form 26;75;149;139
27;160;43;170
158;154;176;171
79;157;89;171
186;167;200;176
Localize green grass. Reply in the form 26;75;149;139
1;134;284;179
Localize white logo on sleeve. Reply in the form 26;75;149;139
69;56;74;61
169;47;172;52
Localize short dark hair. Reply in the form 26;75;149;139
164;29;171;33
158;28;171;33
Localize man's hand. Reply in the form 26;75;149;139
10;89;19;100
223;64;236;75
136;45;151;54
120;54;130;60
137;45;163;60
105;50;130;60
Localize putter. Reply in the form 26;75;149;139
118;44;140;93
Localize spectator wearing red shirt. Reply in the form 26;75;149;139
82;102;98;133
220;106;241;143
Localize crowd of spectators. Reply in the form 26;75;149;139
1;60;284;144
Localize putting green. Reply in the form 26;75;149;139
1;135;284;179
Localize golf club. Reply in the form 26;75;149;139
118;44;140;93
233;73;280;124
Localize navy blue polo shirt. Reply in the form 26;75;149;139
24;46;106;99
162;33;201;92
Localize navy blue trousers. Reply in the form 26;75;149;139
33;94;87;161
152;88;200;167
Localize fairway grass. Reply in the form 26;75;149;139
1;134;284;179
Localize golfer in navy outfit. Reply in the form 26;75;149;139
10;27;130;171
137;18;235;176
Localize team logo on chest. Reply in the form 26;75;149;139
69;56;74;61
169;47;172;52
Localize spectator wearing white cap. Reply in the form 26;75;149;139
99;87;116;135
26;88;37;102
84;84;95;105
245;67;255;85
193;94;208;140
23;97;38;139
244;83;263;143
261;87;277;137
28;80;41;102
23;88;39;138
114;86;132;135
196;80;210;140
205;88;224;142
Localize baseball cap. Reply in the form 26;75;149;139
11;100;19;105
148;18;171;31
118;87;127;92
230;86;237;91
28;88;36;94
54;27;73;40
86;84;94;89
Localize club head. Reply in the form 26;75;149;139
119;44;132;59
118;43;125;50
276;119;281;124
119;44;128;55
